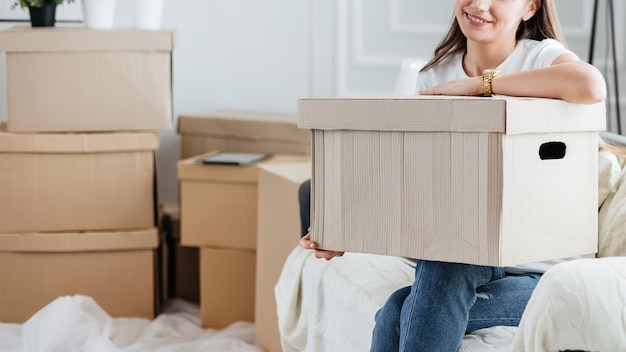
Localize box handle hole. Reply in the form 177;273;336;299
539;141;566;160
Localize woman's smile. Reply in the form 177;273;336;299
465;12;491;25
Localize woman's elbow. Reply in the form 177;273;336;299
570;66;607;104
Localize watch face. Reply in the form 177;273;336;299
483;69;500;75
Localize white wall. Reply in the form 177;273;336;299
139;0;312;206
1;0;625;208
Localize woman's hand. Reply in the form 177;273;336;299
299;229;345;260
419;76;483;96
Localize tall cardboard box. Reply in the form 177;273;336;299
255;162;311;352
0;125;158;233
299;96;606;266
177;110;311;159
0;26;175;132
200;247;256;329
0;228;158;323
178;153;310;249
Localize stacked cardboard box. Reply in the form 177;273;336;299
175;110;311;330
177;110;311;159
0;26;175;323
178;151;310;329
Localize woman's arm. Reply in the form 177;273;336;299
420;54;607;104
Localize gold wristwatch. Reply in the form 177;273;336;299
482;69;501;97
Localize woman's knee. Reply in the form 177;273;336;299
375;286;411;325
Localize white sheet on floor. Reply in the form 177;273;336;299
0;295;262;352
275;246;517;352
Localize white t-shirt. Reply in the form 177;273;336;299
417;39;594;274
418;38;574;92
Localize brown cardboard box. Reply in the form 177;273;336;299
255;162;311;352
0;26;174;132
0;228;158;323
299;96;606;266
178;152;310;249
200;247;255;329
0;124;158;233
177;110;311;159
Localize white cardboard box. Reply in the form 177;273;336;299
0;26;174;132
298;96;606;266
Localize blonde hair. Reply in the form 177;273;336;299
421;0;566;73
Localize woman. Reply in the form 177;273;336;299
300;0;606;350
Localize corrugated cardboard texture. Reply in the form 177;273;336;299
302;97;604;266
1;26;174;132
0;130;157;233
0;228;158;323
177;110;311;159
255;162;311;352
200;248;255;329
178;153;310;249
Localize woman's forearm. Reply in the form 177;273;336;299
491;62;607;104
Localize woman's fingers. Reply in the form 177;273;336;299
300;232;345;260
314;250;345;261
299;233;316;249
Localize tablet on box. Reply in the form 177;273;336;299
196;152;272;166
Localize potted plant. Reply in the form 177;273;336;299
11;0;75;27
82;0;116;29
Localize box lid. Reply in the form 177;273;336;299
0;123;159;153
0;25;175;52
177;110;310;144
178;152;311;184
0;228;159;252
298;96;606;135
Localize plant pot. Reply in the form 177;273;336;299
135;0;165;30
28;3;57;27
82;0;117;29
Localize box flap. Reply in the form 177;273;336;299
0;228;159;252
298;96;606;134
0;25;175;52
0;124;159;153
177;110;309;144
178;152;310;183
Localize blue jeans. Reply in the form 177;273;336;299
370;260;541;352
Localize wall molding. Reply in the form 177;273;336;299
328;0;626;100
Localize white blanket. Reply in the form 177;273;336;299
275;246;518;352
0;295;262;352
511;257;626;351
